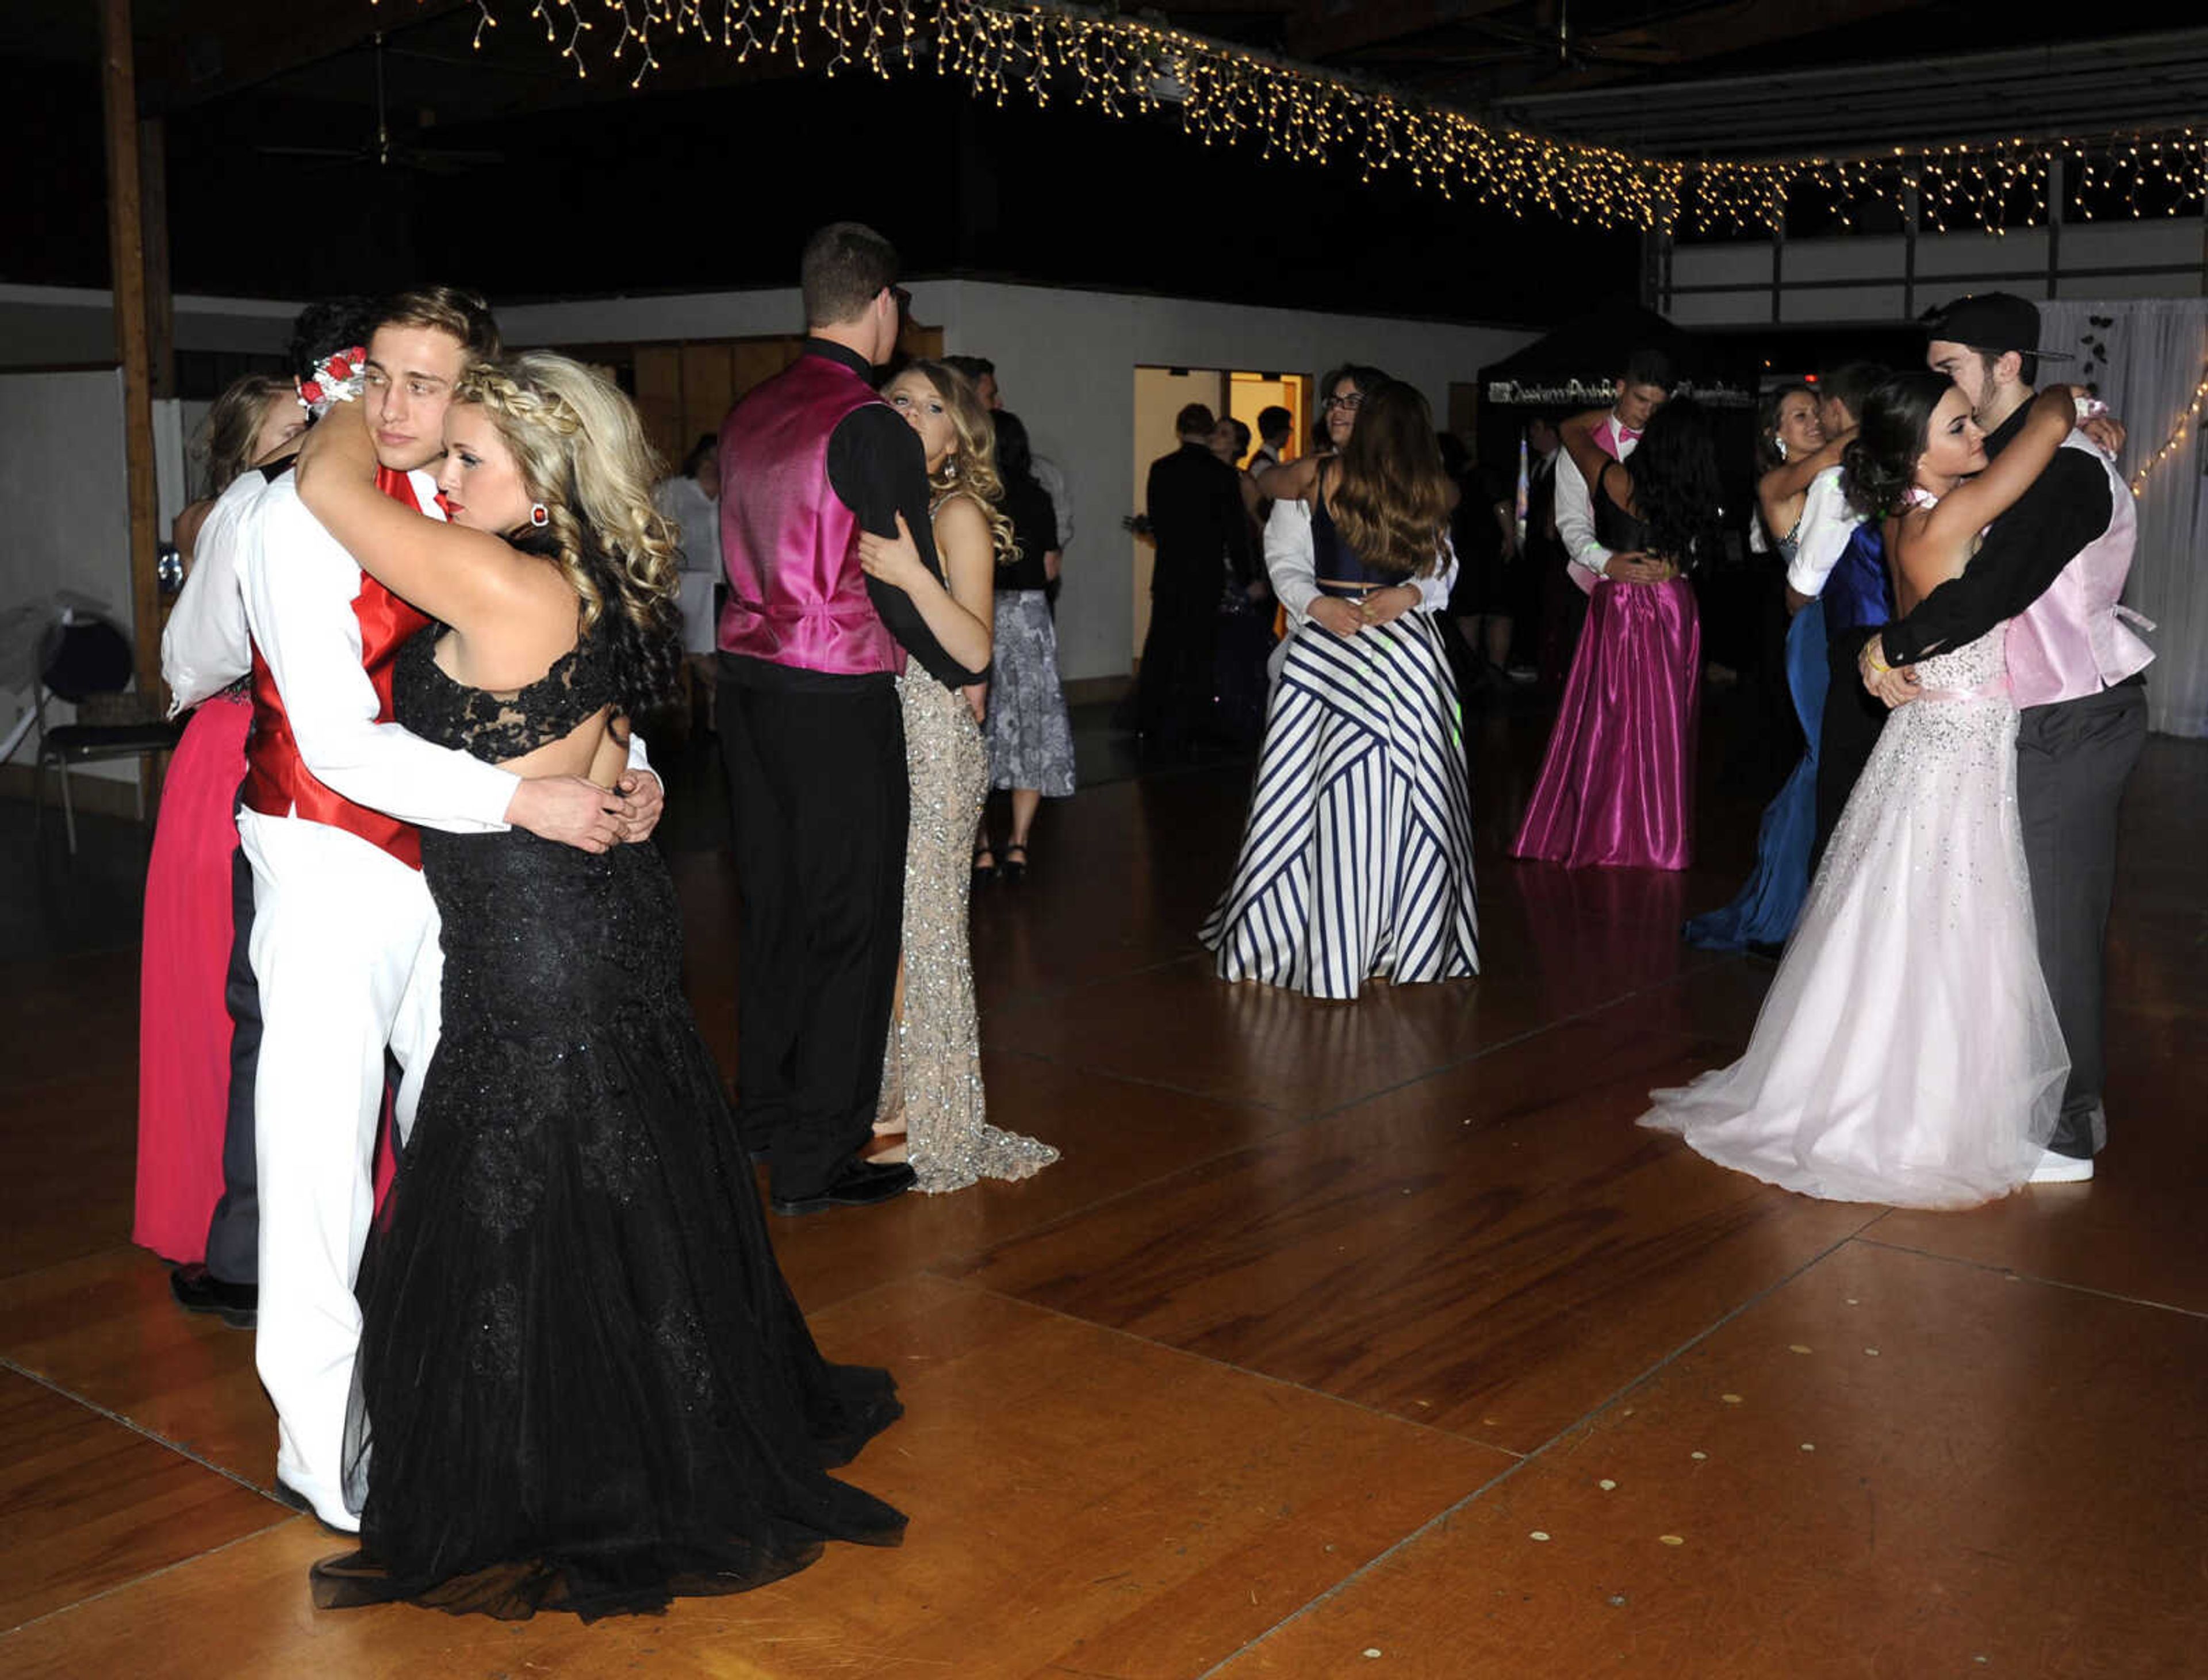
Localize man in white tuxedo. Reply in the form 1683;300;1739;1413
205;287;664;1530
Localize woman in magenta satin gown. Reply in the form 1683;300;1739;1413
1510;400;1720;871
133;377;302;1262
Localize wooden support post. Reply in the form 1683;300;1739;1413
98;0;164;757
141;116;176;403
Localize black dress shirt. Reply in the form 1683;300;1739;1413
996;477;1059;593
814;338;987;688
1879;398;2113;668
1145;441;1255;607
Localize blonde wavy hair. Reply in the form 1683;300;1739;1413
456;351;683;711
900;359;1017;565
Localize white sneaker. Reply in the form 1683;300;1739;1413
2029;1149;2094;1184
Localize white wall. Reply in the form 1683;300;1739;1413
0;370;135;777
507;279;1533;681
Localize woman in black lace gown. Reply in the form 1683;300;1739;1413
292;354;904;1620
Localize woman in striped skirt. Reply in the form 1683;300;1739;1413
1201;378;1479;1000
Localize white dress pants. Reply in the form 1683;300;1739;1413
238;811;442;1531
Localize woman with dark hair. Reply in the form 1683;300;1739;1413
1685;383;1835;951
1642;373;2081;1209
135;371;313;1266
1511;398;1719;870
976;408;1076;881
1202;378;1478;999
292;352;905;1615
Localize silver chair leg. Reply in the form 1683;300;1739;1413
59;759;77;855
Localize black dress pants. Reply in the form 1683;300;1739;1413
1134;592;1220;750
202;813;263;1284
1814;623;1888;874
2017;682;2147;1159
718;662;907;1201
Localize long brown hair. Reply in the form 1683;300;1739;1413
1328;379;1451;578
196;374;293;498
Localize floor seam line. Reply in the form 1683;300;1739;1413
1847;1234;2208;1320
1186;1215;1877;1678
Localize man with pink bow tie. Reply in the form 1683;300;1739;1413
1552;349;1678;594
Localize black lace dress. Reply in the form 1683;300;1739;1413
311;626;905;1621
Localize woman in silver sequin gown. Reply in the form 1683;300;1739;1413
1640;375;2080;1210
859;362;1059;1192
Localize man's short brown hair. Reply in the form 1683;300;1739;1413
800;223;899;328
374;285;502;363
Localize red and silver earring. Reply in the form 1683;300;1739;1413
530;502;549;527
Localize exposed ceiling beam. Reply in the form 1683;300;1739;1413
140;0;476;113
1511;0;1929;95
1286;0;1520;64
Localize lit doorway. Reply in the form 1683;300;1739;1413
1129;366;1311;657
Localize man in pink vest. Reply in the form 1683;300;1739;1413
716;223;987;1216
230;288;663;1531
1864;292;2152;1184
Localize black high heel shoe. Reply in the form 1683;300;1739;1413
1000;841;1029;884
972;836;997;887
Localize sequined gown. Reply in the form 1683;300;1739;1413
314;626;904;1620
879;672;1058;1192
1640;624;2066;1207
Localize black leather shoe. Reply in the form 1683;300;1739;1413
170;1264;258;1328
770;1158;918;1217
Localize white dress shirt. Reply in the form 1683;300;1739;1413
161;471;273;715
1034;455;1075;551
240;470;521;833
1784;465;1864;600
1553;413;1639;591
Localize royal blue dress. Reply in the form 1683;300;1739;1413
1685;528;1829;952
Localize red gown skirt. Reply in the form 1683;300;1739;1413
133;693;251;1263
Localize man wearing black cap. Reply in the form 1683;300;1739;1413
1861;291;2152;1184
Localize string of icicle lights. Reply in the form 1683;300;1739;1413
2128;361;2208;500
434;0;2208;236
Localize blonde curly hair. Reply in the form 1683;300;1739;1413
456;351;683;713
899;359;1017;565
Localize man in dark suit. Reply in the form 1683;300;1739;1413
1135;402;1255;755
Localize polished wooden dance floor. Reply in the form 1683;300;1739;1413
3;696;2203;1678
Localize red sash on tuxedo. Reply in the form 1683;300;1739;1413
241;466;431;871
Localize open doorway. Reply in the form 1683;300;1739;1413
1129;365;1311;657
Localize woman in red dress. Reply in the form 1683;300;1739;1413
133;375;302;1262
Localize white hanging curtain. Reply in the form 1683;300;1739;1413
2040;298;2208;738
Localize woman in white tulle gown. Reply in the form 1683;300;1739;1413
1640;373;2080;1209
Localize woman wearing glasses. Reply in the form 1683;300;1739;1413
1202;372;1479;999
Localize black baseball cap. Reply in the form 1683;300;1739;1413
1919;291;2072;360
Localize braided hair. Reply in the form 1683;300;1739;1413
456;352;683;723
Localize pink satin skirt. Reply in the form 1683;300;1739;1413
1511;576;1701;871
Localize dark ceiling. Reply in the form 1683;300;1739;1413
3;1;2203;325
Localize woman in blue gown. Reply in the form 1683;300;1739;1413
1685;383;1844;952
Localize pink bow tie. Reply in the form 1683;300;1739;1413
1616;426;1641;443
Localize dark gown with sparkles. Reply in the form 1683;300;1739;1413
312;624;904;1621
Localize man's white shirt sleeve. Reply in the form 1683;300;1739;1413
239;476;517;832
1552;444;1611;585
1785;465;1862;600
160;473;267;714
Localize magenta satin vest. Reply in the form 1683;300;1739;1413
2004;435;2155;709
716;353;904;677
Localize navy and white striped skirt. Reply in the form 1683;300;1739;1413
1199;612;1479;999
